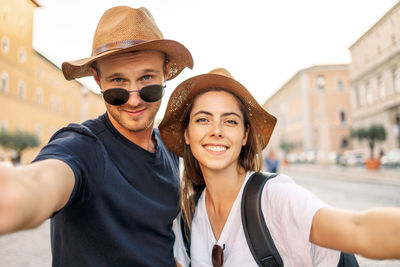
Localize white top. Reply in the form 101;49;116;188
174;172;341;267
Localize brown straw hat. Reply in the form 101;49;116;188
62;6;193;81
159;68;277;157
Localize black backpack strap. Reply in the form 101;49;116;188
337;252;359;267
241;172;284;267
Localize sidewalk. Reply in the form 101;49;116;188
281;163;400;185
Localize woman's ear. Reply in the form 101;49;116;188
242;125;249;146
184;129;190;145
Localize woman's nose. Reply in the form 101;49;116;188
210;122;223;137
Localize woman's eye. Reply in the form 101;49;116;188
195;118;208;123
226;119;238;125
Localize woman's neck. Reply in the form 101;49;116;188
202;167;247;240
203;167;247;206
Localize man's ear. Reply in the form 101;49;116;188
184;129;190;145
90;66;101;88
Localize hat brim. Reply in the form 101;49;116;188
159;74;277;157
62;39;193;81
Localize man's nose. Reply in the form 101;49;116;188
126;87;143;106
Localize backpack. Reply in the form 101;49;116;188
181;172;359;266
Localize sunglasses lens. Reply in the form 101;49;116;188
103;88;130;106
139;84;164;102
212;244;224;267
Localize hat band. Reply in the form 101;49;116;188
92;40;147;56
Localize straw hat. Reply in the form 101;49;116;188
62;6;193;81
159;68;277;157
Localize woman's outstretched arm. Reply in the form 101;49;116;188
310;207;400;259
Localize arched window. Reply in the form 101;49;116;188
18;47;26;63
337;79;344;91
339;110;347;124
1;72;8;93
18;80;25;99
1;36;9;53
36;88;43;105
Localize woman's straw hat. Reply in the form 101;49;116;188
62;6;193;81
159;68;277;157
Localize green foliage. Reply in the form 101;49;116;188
0;130;40;164
350;124;387;158
279;139;294;157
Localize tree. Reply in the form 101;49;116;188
279;138;294;162
0;130;40;164
351;124;386;159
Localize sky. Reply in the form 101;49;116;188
33;0;399;120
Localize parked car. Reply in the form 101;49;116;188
338;150;365;167
380;148;400;167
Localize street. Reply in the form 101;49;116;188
0;165;400;266
283;165;400;267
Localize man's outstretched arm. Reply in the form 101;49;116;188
0;159;74;234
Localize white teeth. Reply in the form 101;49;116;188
205;145;227;152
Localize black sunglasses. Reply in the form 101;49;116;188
212;244;224;267
101;84;165;105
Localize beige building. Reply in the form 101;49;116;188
263;64;351;164
0;0;104;164
349;2;400;154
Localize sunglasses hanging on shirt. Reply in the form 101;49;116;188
101;84;166;105
212;244;224;267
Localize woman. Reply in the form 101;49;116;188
159;68;400;266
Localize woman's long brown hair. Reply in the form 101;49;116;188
180;88;263;229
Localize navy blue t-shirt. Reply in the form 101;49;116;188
34;113;180;267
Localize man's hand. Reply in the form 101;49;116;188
0;159;74;235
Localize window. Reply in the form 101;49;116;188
36;88;42;105
1;72;8;94
393;68;400;93
18;47;26;63
316;75;325;90
339;110;347;124
354;87;361;108
18;80;25;99
365;82;373;105
377;75;386;99
337;79;344;91
1;36;9;53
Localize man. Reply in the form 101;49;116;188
0;6;193;266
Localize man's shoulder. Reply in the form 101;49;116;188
50;114;106;142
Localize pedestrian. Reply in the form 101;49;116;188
159;68;400;266
0;6;193;266
264;149;279;173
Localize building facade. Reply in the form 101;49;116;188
0;0;104;163
349;2;400;155
263;65;351;164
